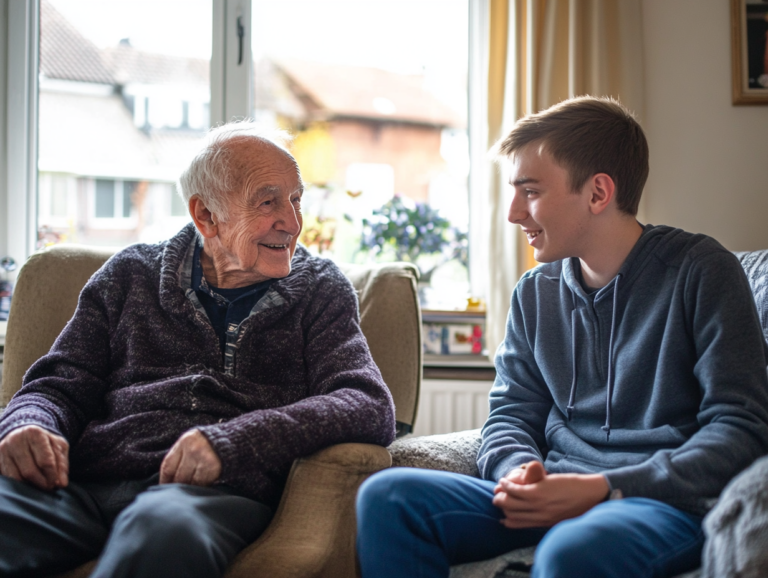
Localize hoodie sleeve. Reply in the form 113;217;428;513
477;277;555;482
603;250;768;513
197;262;397;499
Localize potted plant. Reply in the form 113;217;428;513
359;195;467;285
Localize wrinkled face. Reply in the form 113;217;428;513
215;139;303;281
507;144;590;263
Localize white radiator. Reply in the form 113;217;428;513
412;379;493;437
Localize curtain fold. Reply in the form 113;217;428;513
483;0;645;357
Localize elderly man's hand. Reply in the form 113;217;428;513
160;429;222;486
491;460;609;528
0;425;69;490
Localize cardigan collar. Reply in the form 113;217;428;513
158;223;315;319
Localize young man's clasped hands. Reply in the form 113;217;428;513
493;461;609;529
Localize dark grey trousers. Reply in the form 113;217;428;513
0;473;272;578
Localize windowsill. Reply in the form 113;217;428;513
423;353;492;368
423;366;495;381
422;309;485;323
423;353;495;381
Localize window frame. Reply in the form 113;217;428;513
2;0;39;276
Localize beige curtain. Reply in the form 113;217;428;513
483;0;645;356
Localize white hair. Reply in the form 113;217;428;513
177;120;296;223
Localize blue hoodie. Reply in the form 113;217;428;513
478;224;768;514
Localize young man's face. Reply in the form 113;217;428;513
507;144;590;263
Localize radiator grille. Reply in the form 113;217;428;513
412;379;492;436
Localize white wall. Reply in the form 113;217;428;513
641;0;768;251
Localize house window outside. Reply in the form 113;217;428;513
124;181;139;218
94;179;116;218
93;179;138;221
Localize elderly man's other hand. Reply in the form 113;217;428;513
160;429;222;486
0;425;69;490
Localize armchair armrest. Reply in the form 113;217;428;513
225;443;392;578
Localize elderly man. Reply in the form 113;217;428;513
0;123;396;577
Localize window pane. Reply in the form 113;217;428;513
37;0;210;248
95;179;115;218
251;0;469;308
123;181;139;218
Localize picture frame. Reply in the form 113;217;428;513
731;0;768;104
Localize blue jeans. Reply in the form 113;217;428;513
356;468;704;578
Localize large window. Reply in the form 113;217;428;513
35;0;470;307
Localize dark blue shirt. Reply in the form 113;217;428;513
192;242;272;353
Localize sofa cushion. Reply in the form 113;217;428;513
701;455;768;578
735;250;768;343
389;429;482;478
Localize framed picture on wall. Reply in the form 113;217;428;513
731;0;768;104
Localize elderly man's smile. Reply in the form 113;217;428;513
261;243;290;250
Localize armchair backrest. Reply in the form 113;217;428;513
1;244;115;405
1;244;422;433
338;262;422;434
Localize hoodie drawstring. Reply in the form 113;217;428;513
566;291;578;421
566;273;622;443
601;273;622;442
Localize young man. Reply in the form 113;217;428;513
356;97;768;578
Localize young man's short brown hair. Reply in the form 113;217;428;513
494;96;649;216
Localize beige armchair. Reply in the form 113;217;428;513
0;244;422;578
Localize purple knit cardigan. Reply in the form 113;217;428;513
0;224;396;506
